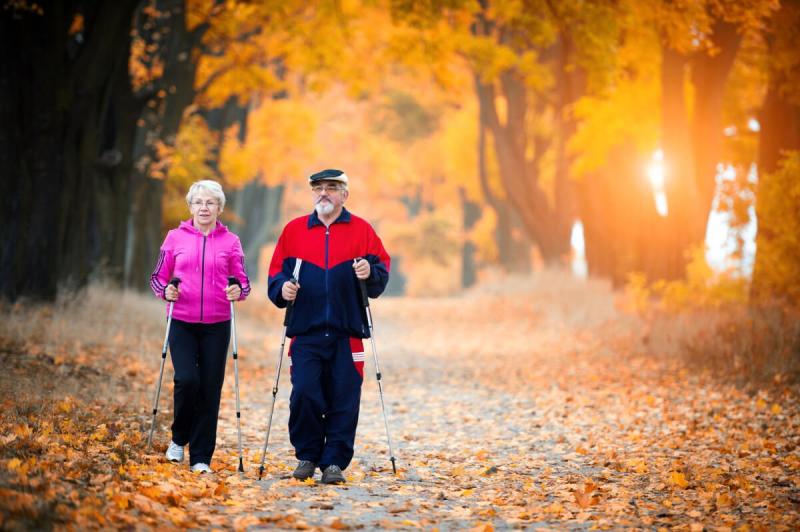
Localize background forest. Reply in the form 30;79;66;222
2;0;799;302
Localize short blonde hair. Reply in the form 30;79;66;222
186;180;226;211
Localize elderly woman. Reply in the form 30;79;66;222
149;180;251;473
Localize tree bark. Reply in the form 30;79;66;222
125;0;206;289
578;143;663;286
751;0;800;304
658;19;742;281
460;188;480;288
0;1;141;301
474;117;530;273
659;45;696;280
227;181;284;282
475;78;562;264
552;31;581;262
470;8;571;267
690;19;741;232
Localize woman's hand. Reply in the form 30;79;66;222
165;284;180;302
225;284;242;301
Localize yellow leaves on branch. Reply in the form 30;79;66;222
151;112;217;184
220;99;318;188
754;150;800;303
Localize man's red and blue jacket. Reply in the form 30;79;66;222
267;208;391;339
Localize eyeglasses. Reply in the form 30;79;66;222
191;200;219;208
311;184;343;194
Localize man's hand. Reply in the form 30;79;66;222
165;284;180;302
225;284;241;301
353;258;370;280
282;279;300;301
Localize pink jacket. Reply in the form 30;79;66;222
150;220;251;323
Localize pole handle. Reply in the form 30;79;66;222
283;277;298;326
227;276;240;288
354;257;369;308
164;277;181;302
358;278;369;308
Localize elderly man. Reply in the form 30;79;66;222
267;169;391;484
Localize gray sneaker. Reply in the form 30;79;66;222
191;462;212;474
321;465;345;484
292;460;317;480
165;441;184;463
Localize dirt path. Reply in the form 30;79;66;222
211;275;799;530
1;275;798;530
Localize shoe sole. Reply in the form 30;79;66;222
321;475;346;484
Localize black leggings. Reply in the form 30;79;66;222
168;318;230;466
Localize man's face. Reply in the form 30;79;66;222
312;180;348;216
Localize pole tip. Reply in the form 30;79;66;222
391;457;397;475
258;466;264;480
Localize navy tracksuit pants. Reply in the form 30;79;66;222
288;335;364;471
168;318;230;466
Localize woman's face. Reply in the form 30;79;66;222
189;192;220;228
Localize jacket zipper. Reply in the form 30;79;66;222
324;226;330;336
200;235;207;321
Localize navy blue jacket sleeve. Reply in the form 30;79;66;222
267;232;291;308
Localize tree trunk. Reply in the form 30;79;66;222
471;9;570;267
0;1;140;301
227;181;284;282
658;20;742;281
578;143;663;286
474;117;530;273
475;78;562;263
751;0;800;304
91;16;145;285
690;19;741;233
460;188;480;288
659;45;696;280
125;0;205;289
552;31;581;261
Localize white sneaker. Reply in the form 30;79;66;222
165;441;184;463
191;462;212;474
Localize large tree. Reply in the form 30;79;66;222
1;1;141;300
751;0;800;305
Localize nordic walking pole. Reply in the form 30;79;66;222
147;277;181;448
355;259;397;474
228;276;245;472
258;259;303;480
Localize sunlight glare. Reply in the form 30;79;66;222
705;163;758;278
647;149;668;217
570;220;588;280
